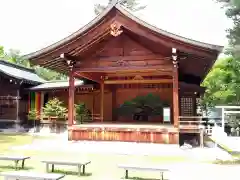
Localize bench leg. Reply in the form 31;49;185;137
46;163;49;172
78;165;81;176
51;164;55;172
14;160;19;170
82;165;86;174
161;172;164;180
125;170;129;179
21;160;25;169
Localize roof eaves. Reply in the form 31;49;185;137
115;4;224;52
29;80;84;90
24;0;223;62
24;0;118;60
0;71;44;84
0;60;36;73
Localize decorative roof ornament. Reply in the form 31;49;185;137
172;48;178;68
133;75;144;80
110;22;123;37
115;58;128;66
60;53;76;70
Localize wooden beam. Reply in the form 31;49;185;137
107;71;173;77
71;30;111;56
74;66;173;72
75;55;171;66
74;72;102;83
104;79;172;84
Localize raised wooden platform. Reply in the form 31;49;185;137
68;123;179;144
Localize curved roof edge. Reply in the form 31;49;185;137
29;80;84;90
24;0;118;60
0;60;45;83
25;0;223;60
116;4;224;52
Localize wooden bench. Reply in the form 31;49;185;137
0;155;30;169
42;160;91;176
118;164;169;180
0;171;65;180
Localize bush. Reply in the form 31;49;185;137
75;103;91;124
43;97;67;120
28;109;39;120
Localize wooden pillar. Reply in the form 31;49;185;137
112;85;117;121
15;89;20;130
92;92;95;121
100;81;104;122
193;94;197;116
68;70;75;126
172;48;179;127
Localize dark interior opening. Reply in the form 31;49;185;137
179;133;199;146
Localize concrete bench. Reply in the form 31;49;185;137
118;164;169;180
0;156;30;169
42;160;91;176
0;171;65;180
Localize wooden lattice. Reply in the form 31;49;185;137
180;97;194;116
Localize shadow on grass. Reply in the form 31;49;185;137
124;177;163;180
53;169;92;176
0;137;16;143
0;132;29;136
0;165;34;171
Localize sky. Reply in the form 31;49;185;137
0;0;232;55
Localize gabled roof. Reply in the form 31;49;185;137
0;60;45;84
29;80;84;90
25;0;223;60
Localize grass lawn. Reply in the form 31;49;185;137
0;133;189;180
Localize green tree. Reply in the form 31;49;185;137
43;97;67;119
217;0;240;53
0;45;67;81
34;66;67;81
0;46;5;59
201;56;240;107
117;93;168;121
75;103;91;124
5;49;31;68
94;0;146;15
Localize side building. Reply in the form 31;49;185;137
0;60;44;128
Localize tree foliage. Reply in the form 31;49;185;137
34;66;67;81
217;0;240;54
201;56;240;107
94;0;146;15
28;109;40;120
43;98;67;118
117;93;168;121
75;103;91;124
0;45;67;81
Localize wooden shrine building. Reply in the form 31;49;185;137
0;60;44;128
26;1;223;144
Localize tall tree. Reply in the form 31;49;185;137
201;56;240;108
217;0;240;54
94;0;146;15
34;66;67;81
0;46;5;59
5;49;31;68
0;45;67;81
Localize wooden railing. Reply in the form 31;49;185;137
205;125;213;136
179;116;205;130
